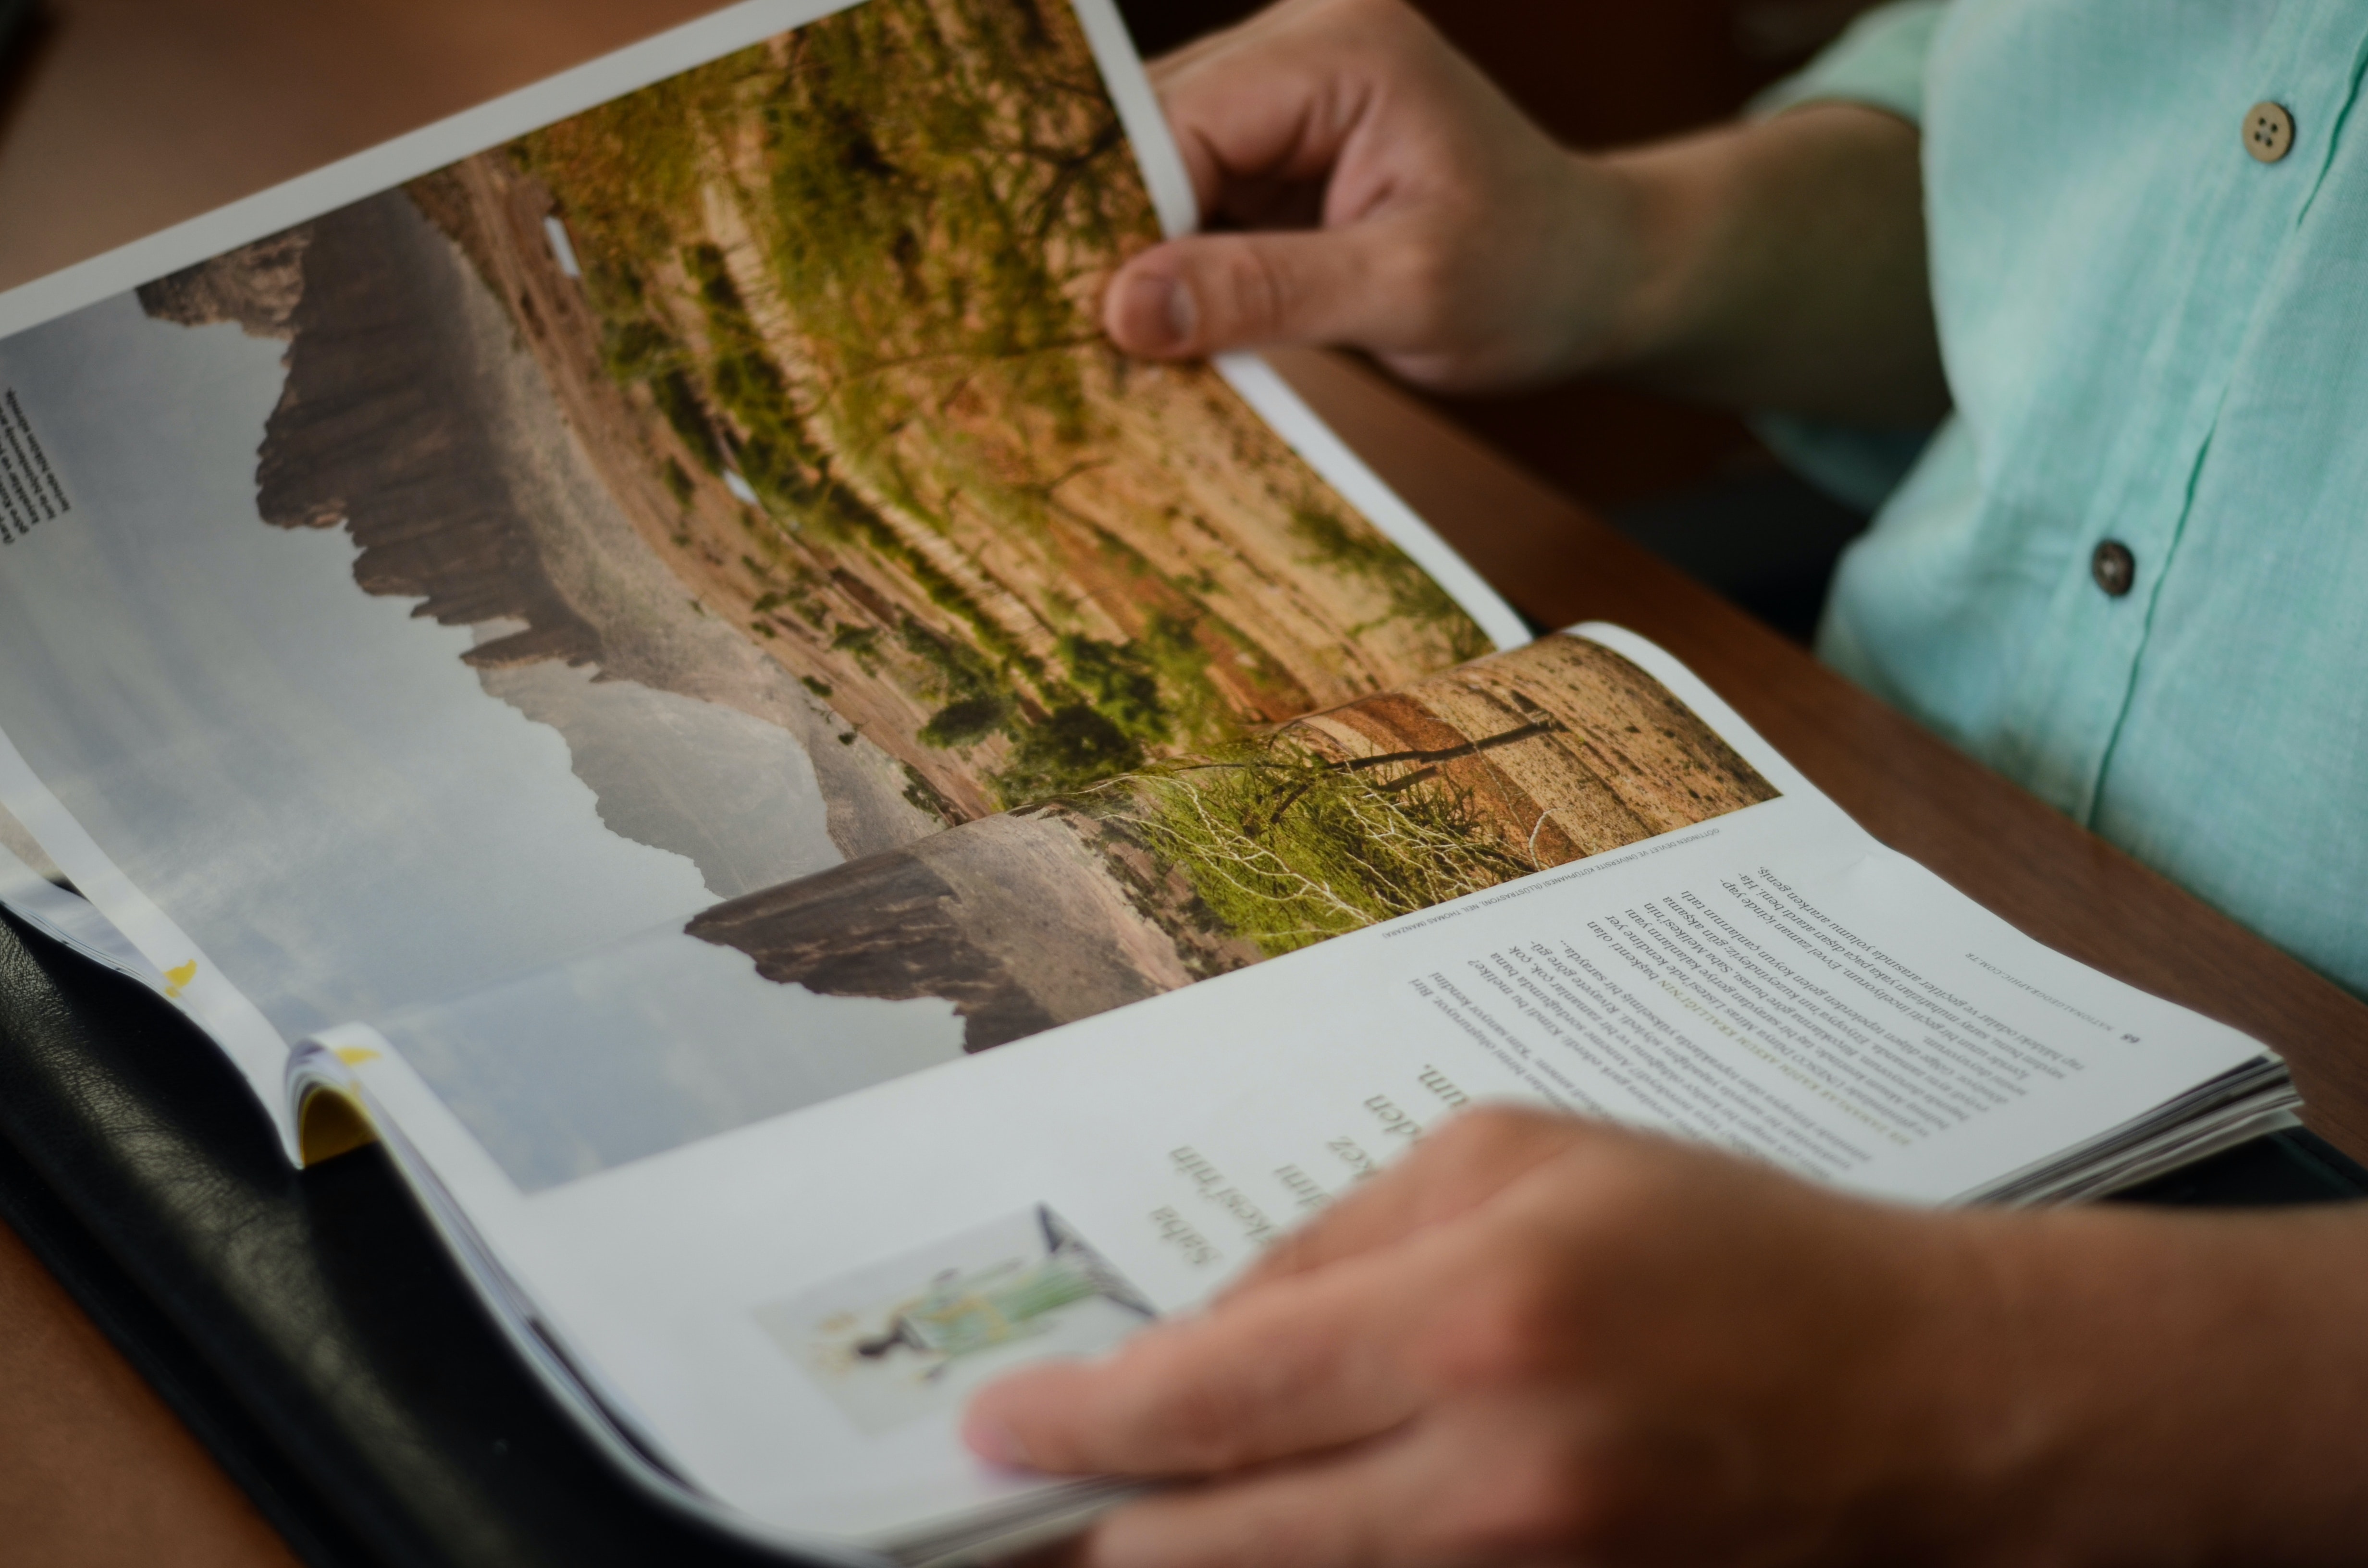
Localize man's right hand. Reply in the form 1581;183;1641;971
971;1107;2368;1568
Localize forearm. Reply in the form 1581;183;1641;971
1589;104;1947;425
1945;1203;2368;1564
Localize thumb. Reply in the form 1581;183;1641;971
1103;226;1397;358
1227;1105;1585;1296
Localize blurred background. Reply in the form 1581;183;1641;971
0;0;1892;638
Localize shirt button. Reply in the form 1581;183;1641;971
2245;101;2295;163
2092;540;2136;598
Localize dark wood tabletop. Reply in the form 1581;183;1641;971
3;3;2364;1565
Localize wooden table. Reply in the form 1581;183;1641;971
2;3;2364;1565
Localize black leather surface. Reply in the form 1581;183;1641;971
0;909;815;1568
2111;1124;2368;1208
3;902;2365;1568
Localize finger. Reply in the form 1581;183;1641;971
998;1535;1090;1568
1140;12;1252;91
1077;1440;1428;1568
1231;1105;1588;1296
1103;229;1369;356
1147;4;1374;219
1075;1397;1583;1568
968;1233;1451;1474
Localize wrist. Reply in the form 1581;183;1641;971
1914;1206;2368;1567
1563;106;1946;418
1811;1207;2239;1567
1564;144;1701;381
1901;1212;2114;1563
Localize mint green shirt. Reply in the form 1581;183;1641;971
1768;2;2368;997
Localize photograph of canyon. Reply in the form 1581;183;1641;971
90;0;1774;1161
137;0;1492;886
690;633;1781;1054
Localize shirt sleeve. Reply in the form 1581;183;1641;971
1743;2;1952;516
1750;0;1949;127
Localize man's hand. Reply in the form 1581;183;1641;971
967;1109;2014;1566
968;1107;2368;1567
1103;0;1635;389
1107;0;1948;420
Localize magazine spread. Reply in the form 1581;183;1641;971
0;0;2296;1561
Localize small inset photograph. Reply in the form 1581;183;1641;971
757;1205;1155;1437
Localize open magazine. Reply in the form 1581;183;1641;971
0;0;2298;1560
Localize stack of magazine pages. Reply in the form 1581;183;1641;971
0;0;2298;1561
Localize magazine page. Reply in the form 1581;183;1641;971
297;624;2275;1549
324;625;1787;1186
0;0;1521;1134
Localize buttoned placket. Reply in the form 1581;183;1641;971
1988;5;2368;827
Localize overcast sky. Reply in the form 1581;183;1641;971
0;294;959;1184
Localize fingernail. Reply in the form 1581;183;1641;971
1123;270;1194;353
962;1413;1032;1469
1161;275;1196;348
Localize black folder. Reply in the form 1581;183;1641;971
2;906;2362;1568
0;909;810;1568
